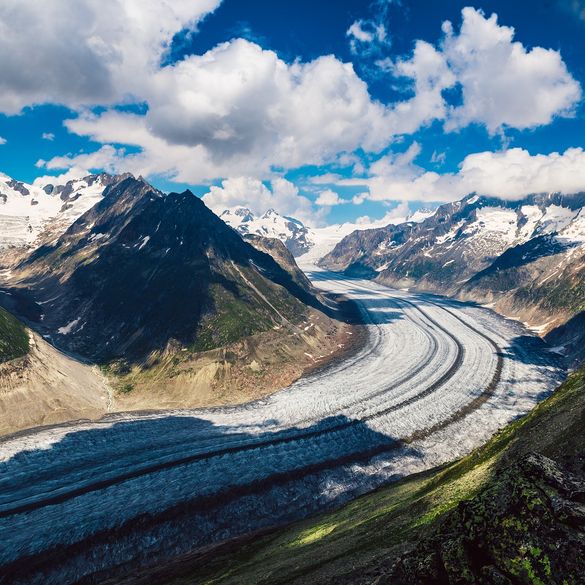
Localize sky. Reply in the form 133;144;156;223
1;0;585;227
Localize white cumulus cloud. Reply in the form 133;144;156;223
43;39;396;182
315;190;343;206
386;7;581;134
345;146;585;203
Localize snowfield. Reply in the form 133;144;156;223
0;173;108;249
0;268;564;583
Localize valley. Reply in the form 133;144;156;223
1;4;585;583
0;266;563;584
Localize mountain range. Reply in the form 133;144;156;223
220;205;436;262
321;192;585;364
2;169;585;583
0;172;122;263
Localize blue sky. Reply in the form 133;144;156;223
1;0;585;226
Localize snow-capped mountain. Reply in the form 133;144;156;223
321;192;585;355
220;207;313;256
0;172;124;250
322;193;585;282
220;206;431;261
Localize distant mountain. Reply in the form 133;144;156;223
221;205;429;261
320;192;585;362
0;172;124;253
221;207;313;255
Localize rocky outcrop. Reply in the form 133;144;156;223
384;453;585;584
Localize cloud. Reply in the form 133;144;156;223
344;146;585;202
315;189;343;206
0;0;221;114
41;132;55;141
32;167;94;188
308;173;344;185
3;2;581;207
314;189;367;206
45;39;396;182
347;0;396;57
379;40;456;134
442;8;581;132
347;20;389;56
202;176;322;225
387;8;581;134
454;147;585;198
430;150;446;165
0;136;6;145
39;144;127;174
356;201;411;226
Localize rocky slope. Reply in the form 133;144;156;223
321;192;585;362
0;306;110;436
243;234;314;292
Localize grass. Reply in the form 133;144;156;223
191;284;272;352
0;306;29;363
167;366;585;585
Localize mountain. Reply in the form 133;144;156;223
321;193;585;361
221;207;313;255
0;175;358;422
12;177;329;361
220;206;428;262
0;172;121;258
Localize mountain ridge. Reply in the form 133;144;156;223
320;191;585;363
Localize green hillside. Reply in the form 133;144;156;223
0;306;29;363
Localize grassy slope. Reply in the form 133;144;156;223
0;306;29;363
169;366;585;585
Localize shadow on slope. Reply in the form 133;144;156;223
0;413;421;585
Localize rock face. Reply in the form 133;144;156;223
10;177;328;363
321;192;585;363
243;234;314;292
385;453;585;585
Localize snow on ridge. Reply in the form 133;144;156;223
0;173;109;249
